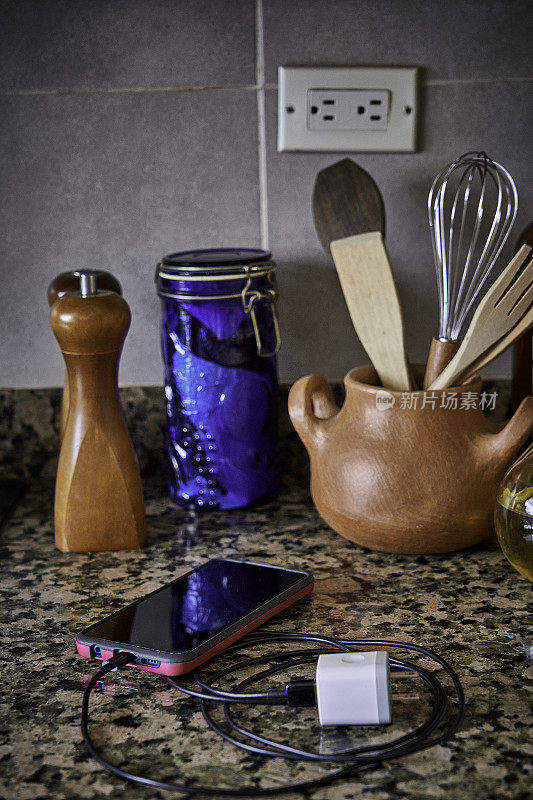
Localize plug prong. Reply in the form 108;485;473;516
391;671;419;700
392;692;420;701
390;671;418;680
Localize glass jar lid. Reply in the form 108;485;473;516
156;248;274;282
156;248;280;357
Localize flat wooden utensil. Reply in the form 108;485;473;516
459;303;533;385
511;221;533;408
429;244;533;390
313;157;385;249
313;158;412;391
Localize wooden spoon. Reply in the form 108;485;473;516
429;244;533;390
313;159;412;391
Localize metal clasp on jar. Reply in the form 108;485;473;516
241;269;281;358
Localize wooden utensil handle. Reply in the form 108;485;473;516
330;232;413;391
511;222;533;410
453;306;533;387
430;246;533;391
423;338;461;389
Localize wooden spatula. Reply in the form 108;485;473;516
429;244;533;390
313;159;412;391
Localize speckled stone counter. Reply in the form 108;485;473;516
1;387;531;800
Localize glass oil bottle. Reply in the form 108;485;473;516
495;443;533;581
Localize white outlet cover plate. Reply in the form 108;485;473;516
278;66;419;152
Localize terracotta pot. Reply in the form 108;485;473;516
288;365;533;554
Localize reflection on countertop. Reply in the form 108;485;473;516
1;384;530;800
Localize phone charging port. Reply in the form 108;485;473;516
138;657;161;667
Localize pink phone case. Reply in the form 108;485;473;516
76;581;314;676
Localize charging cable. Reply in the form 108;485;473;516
81;631;465;796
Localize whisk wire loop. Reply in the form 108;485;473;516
428;151;518;341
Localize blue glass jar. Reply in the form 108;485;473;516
156;249;280;510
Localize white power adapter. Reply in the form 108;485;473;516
315;651;392;726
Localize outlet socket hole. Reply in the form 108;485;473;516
323;115;334;121
370;99;382;105
310;105;318;114
370;115;381;120
323;99;335;105
286;105;295;114
404;105;412;115
357;105;365;115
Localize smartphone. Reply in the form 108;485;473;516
76;559;314;676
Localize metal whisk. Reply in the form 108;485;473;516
423;151;518;388
429;151;518;341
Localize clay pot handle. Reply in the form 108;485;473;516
491;396;533;463
288;374;339;449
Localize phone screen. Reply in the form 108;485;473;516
84;560;306;654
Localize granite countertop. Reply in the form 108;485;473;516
1;387;531;800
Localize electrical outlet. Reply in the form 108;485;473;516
307;89;390;131
278;66;418;152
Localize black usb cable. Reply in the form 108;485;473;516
81;631;465;796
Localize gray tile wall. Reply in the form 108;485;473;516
1;0;532;387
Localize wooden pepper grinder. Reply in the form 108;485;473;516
47;270;122;441
50;273;146;552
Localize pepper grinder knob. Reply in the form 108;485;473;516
49;282;146;552
79;271;98;297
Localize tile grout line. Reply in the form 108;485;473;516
2;76;531;98
255;0;269;251
424;76;533;86
0;84;259;97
